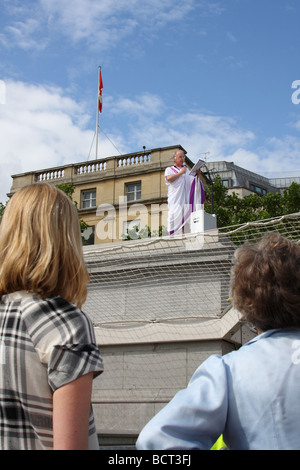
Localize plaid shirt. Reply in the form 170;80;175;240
0;291;104;450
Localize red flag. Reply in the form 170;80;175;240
98;71;103;113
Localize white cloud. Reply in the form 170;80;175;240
40;0;196;35
105;93;300;178
108;93;165;117
225;148;262;171
213;135;300;178
3;18;47;51
292;120;300;131
227;32;237;43
1;0;222;51
1;81;300;206
0;80;120;203
257;135;300;175
112;106;256;161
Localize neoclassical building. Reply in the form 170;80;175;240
8;145;271;447
9;144;207;244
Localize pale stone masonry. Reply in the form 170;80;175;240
10;145;206;244
82;232;255;447
9;145;256;447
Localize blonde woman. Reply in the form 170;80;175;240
0;183;103;450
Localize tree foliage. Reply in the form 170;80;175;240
55;183;89;234
204;176;300;228
122;224;168;240
0;202;6;221
1;179;299;238
0;183;89;236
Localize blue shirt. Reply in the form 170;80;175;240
136;329;300;450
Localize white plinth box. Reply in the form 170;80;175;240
191;210;217;233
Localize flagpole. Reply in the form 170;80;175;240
95;65;101;159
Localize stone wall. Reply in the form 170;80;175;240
82;230;255;447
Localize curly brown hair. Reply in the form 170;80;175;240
231;232;300;332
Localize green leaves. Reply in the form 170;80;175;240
204;176;300;228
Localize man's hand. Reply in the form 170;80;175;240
166;166;187;182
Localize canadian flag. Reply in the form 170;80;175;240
98;71;103;113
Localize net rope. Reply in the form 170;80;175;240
83;211;300;328
82;212;300;442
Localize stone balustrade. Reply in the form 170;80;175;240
9;149;161;195
9;145;190;197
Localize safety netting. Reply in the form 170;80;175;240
81;212;300;444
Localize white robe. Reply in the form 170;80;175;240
165;166;205;235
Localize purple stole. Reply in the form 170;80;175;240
168;167;205;235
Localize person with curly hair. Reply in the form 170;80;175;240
137;232;300;450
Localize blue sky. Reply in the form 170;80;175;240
0;0;300;203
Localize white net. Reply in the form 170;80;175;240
82;212;300;445
84;211;300;329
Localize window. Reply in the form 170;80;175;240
125;182;141;202
250;183;267;196
81;226;95;245
81;189;96;208
123;219;141;239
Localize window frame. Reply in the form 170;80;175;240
125;181;142;202
81;188;96;209
81;225;95;245
250;183;267;196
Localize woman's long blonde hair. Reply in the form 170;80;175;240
0;182;89;308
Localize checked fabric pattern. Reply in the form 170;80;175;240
0;291;103;450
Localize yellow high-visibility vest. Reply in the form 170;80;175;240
211;435;227;450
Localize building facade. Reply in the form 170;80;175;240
10;147;297;247
204;161;280;197
12;147;292;446
9;145;203;245
82;230;255;447
269;175;300;192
